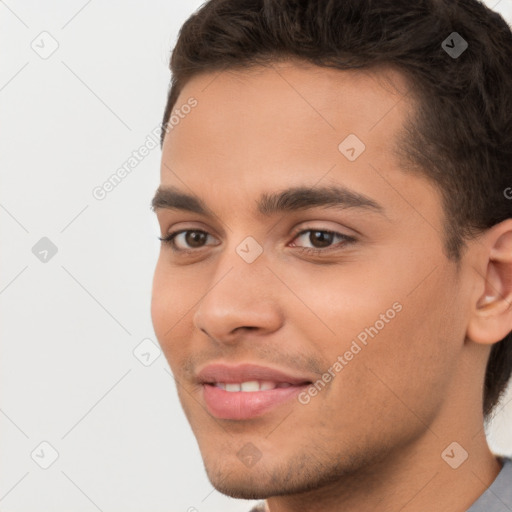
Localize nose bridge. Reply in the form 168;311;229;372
193;239;282;341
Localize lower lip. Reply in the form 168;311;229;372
202;383;309;420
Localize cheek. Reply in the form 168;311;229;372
150;261;168;338
284;262;403;351
150;259;189;361
298;260;460;412
335;275;461;423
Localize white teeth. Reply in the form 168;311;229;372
240;381;260;392
213;381;281;392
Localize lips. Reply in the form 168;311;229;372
197;363;313;420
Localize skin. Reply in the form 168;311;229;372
151;60;512;512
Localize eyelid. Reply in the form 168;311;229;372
289;223;356;240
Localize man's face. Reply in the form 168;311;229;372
151;62;473;498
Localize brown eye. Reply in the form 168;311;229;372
159;230;215;251
184;231;208;248
289;228;356;255
308;231;335;248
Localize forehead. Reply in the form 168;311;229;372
173;60;411;132
158;61;436;221
162;61;413;173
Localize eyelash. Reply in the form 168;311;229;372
158;227;356;256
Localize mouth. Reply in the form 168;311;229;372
197;363;313;420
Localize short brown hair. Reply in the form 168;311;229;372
161;0;512;420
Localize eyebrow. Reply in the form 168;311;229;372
151;184;385;217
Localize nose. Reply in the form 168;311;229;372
193;259;284;345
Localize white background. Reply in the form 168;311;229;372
1;1;511;511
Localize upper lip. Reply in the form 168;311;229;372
197;363;313;385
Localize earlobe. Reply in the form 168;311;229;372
467;220;512;345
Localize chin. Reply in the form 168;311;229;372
205;467;274;500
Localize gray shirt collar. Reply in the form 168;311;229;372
466;456;512;511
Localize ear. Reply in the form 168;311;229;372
467;219;512;345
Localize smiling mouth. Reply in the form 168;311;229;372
196;362;314;419
201;381;312;420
